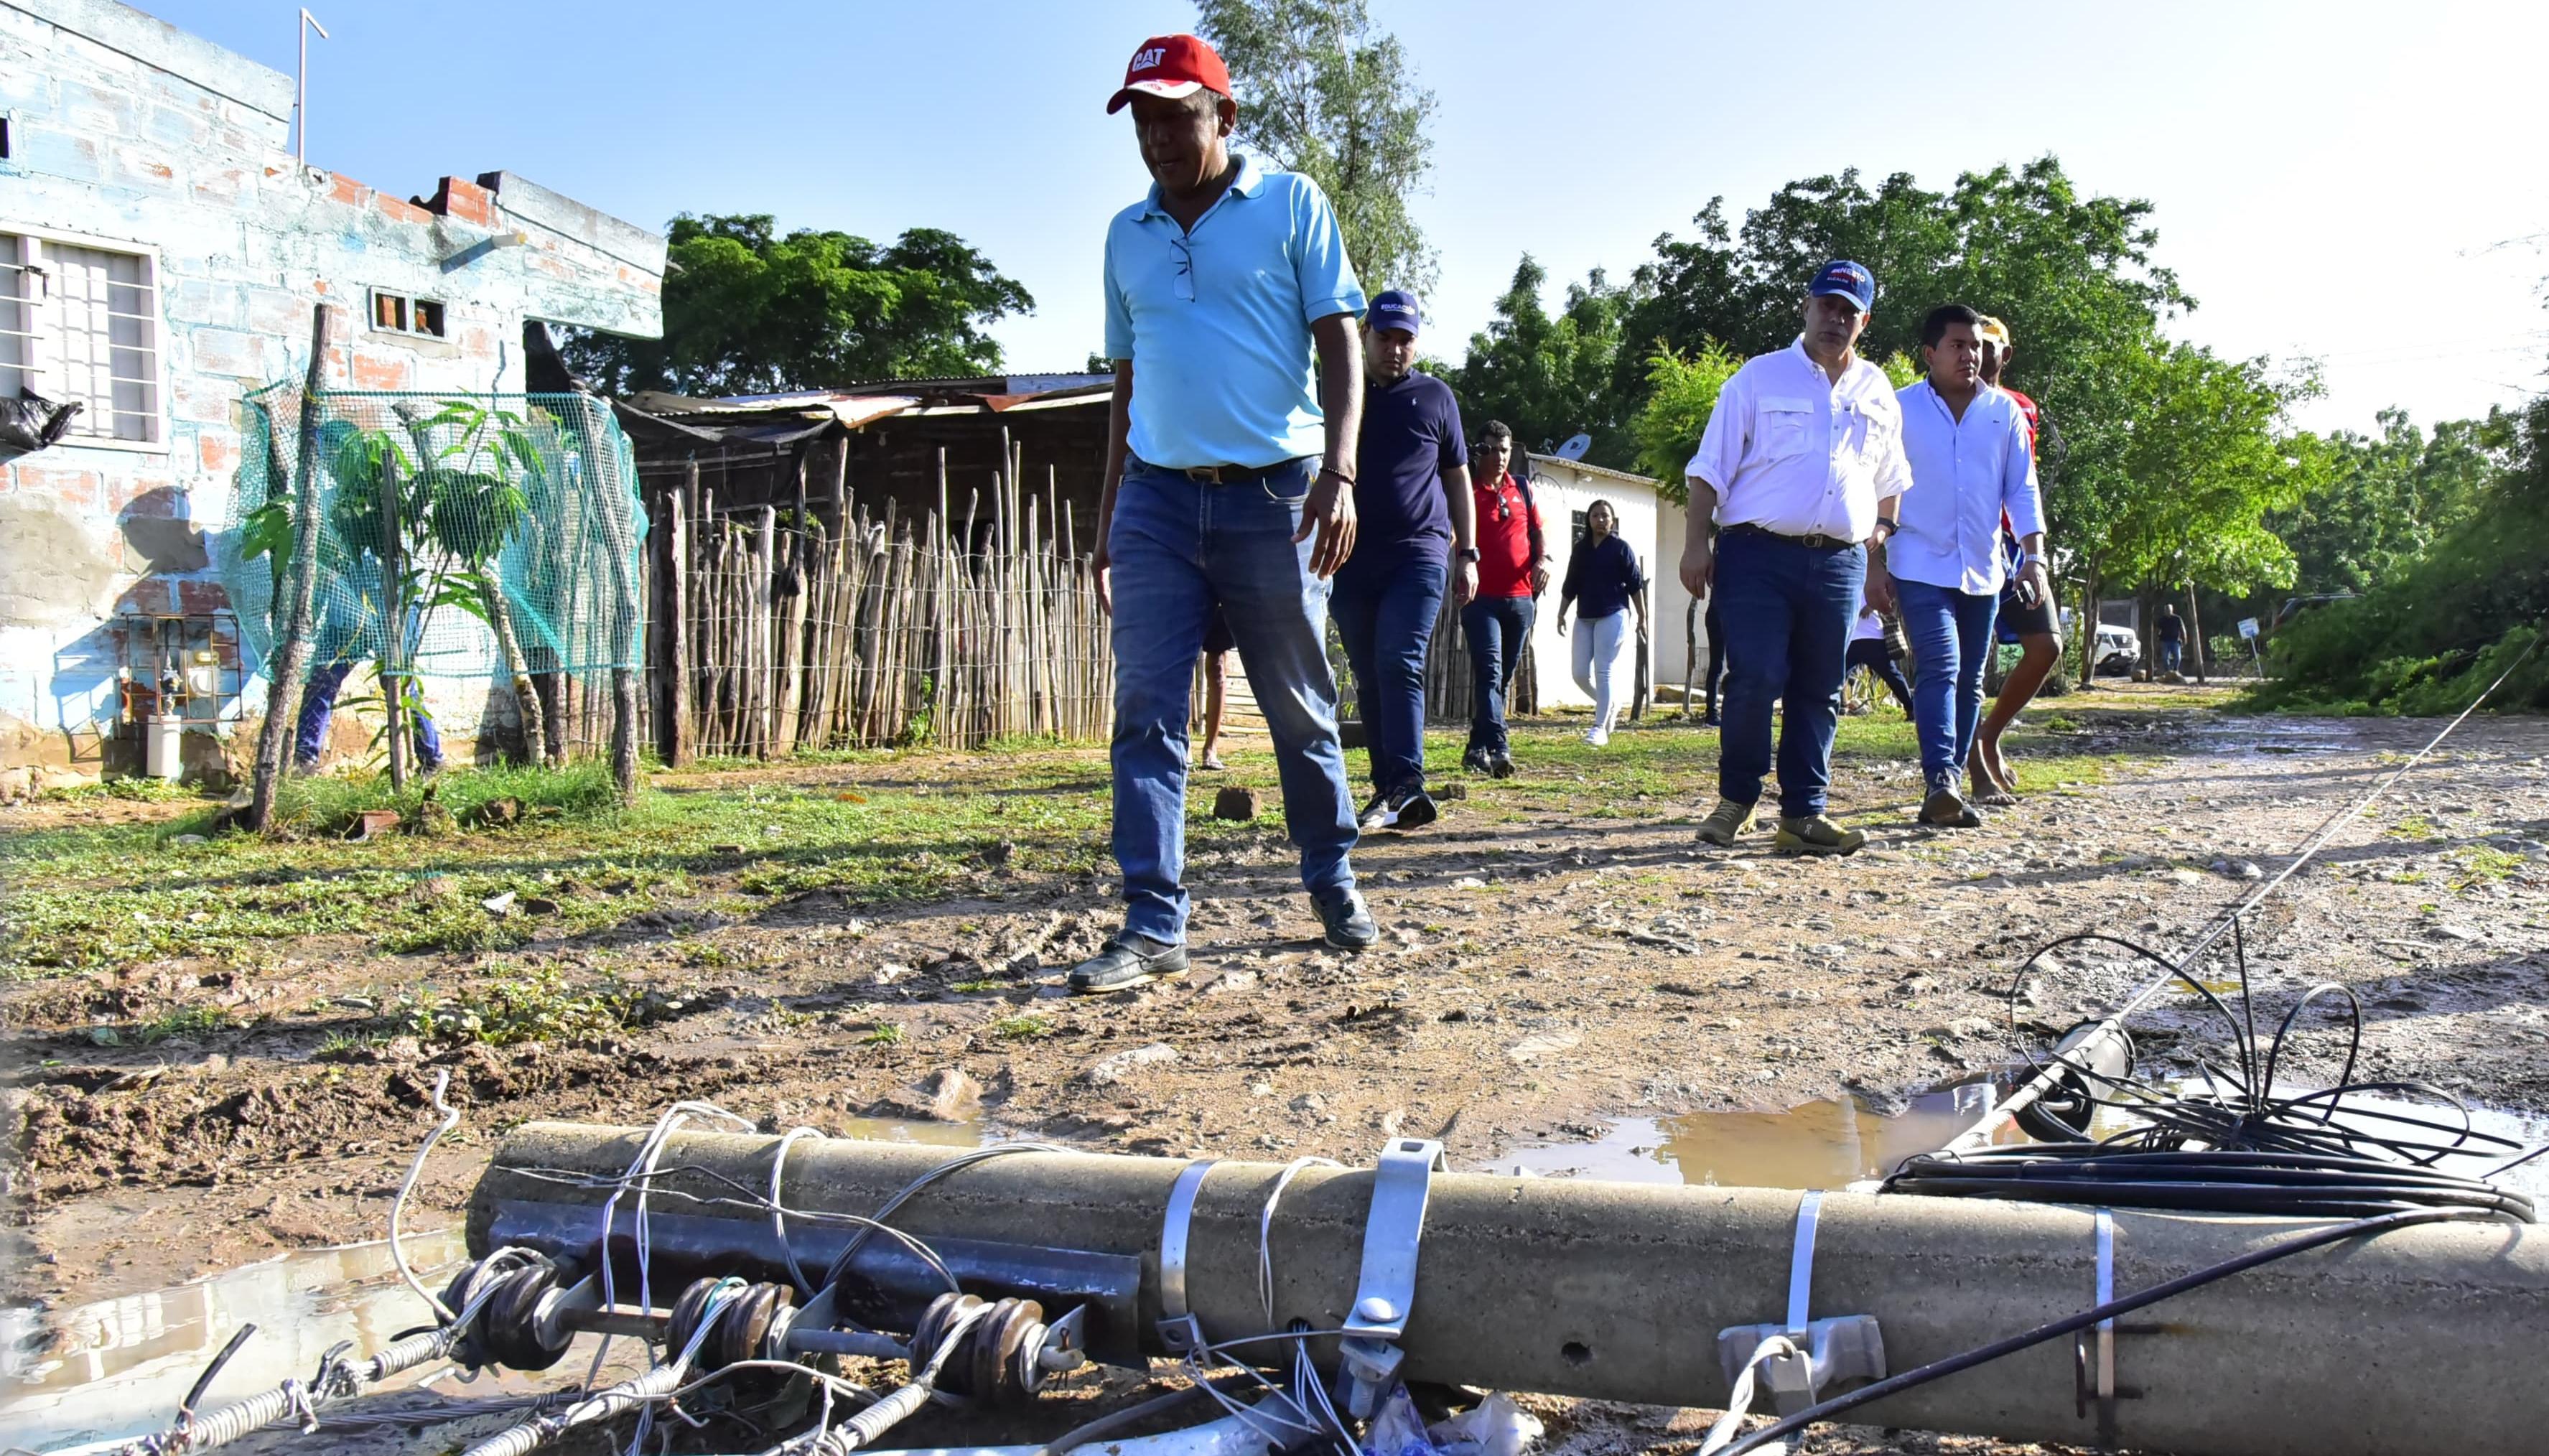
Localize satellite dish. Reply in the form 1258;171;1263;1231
1554;433;1593;461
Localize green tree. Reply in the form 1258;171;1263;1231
2262;396;2549;713
1441;256;1635;465
1196;0;1438;293
2077;343;2326;677
2271;409;2498;596
1627;340;1743;501
562;214;1032;396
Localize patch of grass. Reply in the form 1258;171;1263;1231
7;715;2156;982
861;1023;906;1046
377;897;535;956
90;1004;235;1046
286;762;623;836
990;1014;1053;1040
679;942;769;971
2387;816;2447;841
393;966;648;1047
950;979;1005;994
2451;845;2526;891
42;778;209;804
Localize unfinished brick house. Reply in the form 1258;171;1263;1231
0;0;664;778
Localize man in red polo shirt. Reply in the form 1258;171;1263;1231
1460;420;1549;778
1970;314;2063;806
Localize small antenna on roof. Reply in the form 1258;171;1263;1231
296;9;329;164
1554;433;1593;462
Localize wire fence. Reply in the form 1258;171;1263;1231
218;386;648;776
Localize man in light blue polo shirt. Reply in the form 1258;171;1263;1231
1070;32;1377;994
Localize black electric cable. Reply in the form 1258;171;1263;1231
1964;630;2545;1152
1716;1205;2492;1455
1913;902;2538;1223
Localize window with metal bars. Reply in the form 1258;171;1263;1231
0;231;163;446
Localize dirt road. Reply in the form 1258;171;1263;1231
4;689;2546;1450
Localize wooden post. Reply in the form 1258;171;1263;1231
2077;564;2102;690
778;456;810;750
749;507;770;760
1681;599;1700;717
664;472;691;766
378;449;408;793
2183;581;2208;684
829;434;849;534
247;304;335;832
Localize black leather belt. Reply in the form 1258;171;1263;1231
1137;455;1310;485
1725;522;1857;551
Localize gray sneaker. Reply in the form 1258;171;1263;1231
1696;797;1756;847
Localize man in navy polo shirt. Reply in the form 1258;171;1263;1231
1332;289;1471;832
1071;32;1379;994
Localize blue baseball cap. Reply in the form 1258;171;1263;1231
1366;289;1422;336
1809;259;1875;314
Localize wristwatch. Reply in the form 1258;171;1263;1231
1456;547;1481;563
1870;518;1899;546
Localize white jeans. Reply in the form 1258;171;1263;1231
1570;610;1629;731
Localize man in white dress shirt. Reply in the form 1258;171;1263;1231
1878;303;2047;828
1678;261;1912;856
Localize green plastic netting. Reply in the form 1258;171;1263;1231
218;390;647;681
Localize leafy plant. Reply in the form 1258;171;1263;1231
395;968;646;1047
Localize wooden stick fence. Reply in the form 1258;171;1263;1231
662;463;1112;760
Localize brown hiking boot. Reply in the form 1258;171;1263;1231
1695;798;1756;847
1775;814;1867;856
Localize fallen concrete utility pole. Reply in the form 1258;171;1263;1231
475;1124;2549;1456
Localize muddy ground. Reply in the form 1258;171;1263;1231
4;685;2546;1452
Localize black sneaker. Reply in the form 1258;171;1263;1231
1486;751;1516;779
1359;785;1437;832
1067;933;1189;994
1460;748;1492;776
1312;887;1378;950
1920;780;1983;829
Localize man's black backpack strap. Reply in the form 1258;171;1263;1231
1516;469;1547;595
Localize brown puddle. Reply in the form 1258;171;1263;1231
1479;1083;2016;1189
1485;1082;2549;1196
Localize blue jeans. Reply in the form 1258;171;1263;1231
1332;550;1446;795
1106;458;1359;943
1713;529;1863;818
294;659;443;769
1461;594;1535;754
2159;640;2183;673
1895;578;2000;788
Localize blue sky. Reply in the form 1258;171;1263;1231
140;1;2549;437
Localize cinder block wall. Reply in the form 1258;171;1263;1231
0;0;663;775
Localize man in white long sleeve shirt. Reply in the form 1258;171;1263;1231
1678;260;1911;857
1873;303;2049;827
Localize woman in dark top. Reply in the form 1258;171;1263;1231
1555;499;1647;745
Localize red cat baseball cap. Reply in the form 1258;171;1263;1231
1107;34;1231;113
